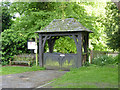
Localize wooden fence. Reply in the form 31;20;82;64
89;50;119;63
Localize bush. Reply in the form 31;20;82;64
114;54;119;64
83;61;90;67
92;55;118;66
1;29;29;62
1;61;9;66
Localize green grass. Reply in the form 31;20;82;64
48;64;118;88
1;65;45;75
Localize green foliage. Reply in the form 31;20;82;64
2;3;57;61
1;61;9;66
2;2;117;62
0;51;2;63
54;37;77;53
114;54;119;64
82;61;90;67
103;2;120;51
1;29;28;61
11;11;54;39
2;2;13;31
10;2;58;15
92;55;118;66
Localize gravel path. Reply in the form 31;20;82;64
1;70;67;88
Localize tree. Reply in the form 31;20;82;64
103;2;120;51
2;2;12;31
10;2;109;52
2;2;114;62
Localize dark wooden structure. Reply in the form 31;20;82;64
35;18;93;70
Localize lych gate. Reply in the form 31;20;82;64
35;18;93;70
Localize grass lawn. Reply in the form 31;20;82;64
48;64;118;88
1;65;45;75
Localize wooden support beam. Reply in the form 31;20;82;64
42;36;48;53
83;33;89;62
41;33;79;37
35;35;38;66
72;35;78;49
72;34;83;67
77;33;83;67
39;34;43;67
86;33;89;61
48;36;60;53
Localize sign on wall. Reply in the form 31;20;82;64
27;41;37;50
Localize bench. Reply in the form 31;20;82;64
9;54;35;66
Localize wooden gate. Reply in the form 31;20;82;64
43;53;78;70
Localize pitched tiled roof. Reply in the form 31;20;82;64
36;18;93;33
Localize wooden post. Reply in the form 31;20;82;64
90;50;93;64
77;33;82;67
86;33;89;61
9;58;12;66
35;35;38;66
39;34;43;67
83;33;89;62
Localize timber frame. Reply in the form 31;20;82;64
35;18;93;68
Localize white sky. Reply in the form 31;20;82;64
15;13;20;17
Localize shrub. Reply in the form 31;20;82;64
83;61;90;67
1;29;29;62
114;54;119;64
1;61;9;66
92;55;118;66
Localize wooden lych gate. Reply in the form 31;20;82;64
35;18;93;70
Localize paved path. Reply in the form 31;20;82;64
1;70;67;88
